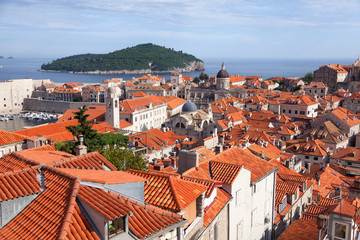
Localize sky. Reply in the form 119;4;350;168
1;0;360;59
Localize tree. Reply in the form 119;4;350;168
193;77;200;84
199;72;209;81
101;146;148;171
292;85;302;92
66;106;101;152
303;72;313;84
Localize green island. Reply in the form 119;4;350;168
41;43;204;74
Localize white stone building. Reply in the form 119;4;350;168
119;95;167;133
0;78;51;114
182;147;277;240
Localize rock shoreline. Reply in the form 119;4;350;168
40;61;205;75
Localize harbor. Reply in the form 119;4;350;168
0;112;60;132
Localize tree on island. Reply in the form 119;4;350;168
56;106;147;171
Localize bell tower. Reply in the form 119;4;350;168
106;86;120;128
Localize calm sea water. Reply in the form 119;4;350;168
0;57;355;83
0;116;57;132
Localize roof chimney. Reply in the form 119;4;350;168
178;150;199;174
76;135;87;156
215;145;223;155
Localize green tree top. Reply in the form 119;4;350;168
66;106;101;152
303;72;314;84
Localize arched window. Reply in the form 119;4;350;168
115;100;118;108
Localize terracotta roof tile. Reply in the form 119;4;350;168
158;96;187;110
184;147;276;184
276;181;299;195
0;129;27;146
278;220;318;240
0;167;41;201
126;170;207;211
130;128;176;152
203;188;231;227
57;168;146;184
108;191;184;239
0;166;80;240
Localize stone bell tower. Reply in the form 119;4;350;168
105;86;120;128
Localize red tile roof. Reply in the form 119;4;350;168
0;167;41;201
203;188;231;227
53;151;117;171
158;96;187;110
184;147;276;184
119;119;133;129
57;168;146;184
0;129;27;146
108;191;184;239
120;95;165;114
0;166;81;240
276;181;299;195
278;220;318;240
130;128;176;152
181;176;221;197
126;170;207;212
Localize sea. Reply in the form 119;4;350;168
0;57;355;83
0;57;354;131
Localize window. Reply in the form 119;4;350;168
236;189;241;206
300;111;305;115
289;110;292;114
237;222;243;240
282;109;285;113
305;156;309;159
251;209;257;227
334;222;347;239
314;157;318;160
108;217;125;237
295;110;298;114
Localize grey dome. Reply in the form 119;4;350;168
182;102;197;113
216;62;229;78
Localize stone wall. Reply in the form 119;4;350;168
23;98;105;114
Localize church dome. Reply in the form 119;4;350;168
182;101;197;113
216;63;229;78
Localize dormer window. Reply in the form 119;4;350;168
109;217;125;238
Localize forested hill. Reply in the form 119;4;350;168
41;43;204;73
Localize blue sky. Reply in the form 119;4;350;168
1;0;360;59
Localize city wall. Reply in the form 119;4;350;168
23;98;105;114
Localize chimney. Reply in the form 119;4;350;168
215;145;223;155
307;162;312;174
353;178;360;190
76;135;87;156
178;150;199;174
334;186;342;198
315;172;320;186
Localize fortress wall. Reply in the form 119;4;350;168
23;98;104;114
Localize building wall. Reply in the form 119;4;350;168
280;103;319;118
23;98;105;114
0;194;39;228
0;142;25;158
123;103;167;132
199;204;229;240
0;79;34;114
274;184;313;238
